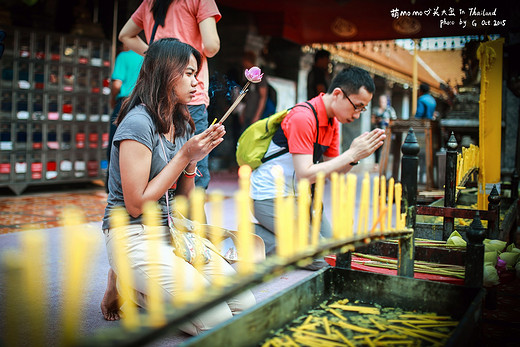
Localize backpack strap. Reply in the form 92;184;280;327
304;101;321;164
260;102;319;164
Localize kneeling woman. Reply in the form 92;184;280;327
100;38;255;335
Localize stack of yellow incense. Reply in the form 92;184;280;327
260;298;459;347
352;252;465;278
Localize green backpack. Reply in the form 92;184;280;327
235;102;317;170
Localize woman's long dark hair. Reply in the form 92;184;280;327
116;38;200;137
151;0;175;27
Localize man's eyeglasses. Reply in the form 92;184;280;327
340;89;367;112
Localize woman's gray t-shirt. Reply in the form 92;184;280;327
102;105;192;229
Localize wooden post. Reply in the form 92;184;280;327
512;170;519;200
487;185;501;239
465;211;486;287
335;252;351;270
443;132;458;240
391;132;403;180
399;128;419;278
401;128;420;229
397;234;414;278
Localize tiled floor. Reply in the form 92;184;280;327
0;171;240;235
0;182;108;234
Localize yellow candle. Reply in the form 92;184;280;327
142;201;166;327
372;176;379;233
285;195;295;258
209;191;226;287
273;166;287;258
387;177;394;231
238;164;252;217
297;178;311;252
310;171;325;246
338;173;347;239
379;176;386;231
344;173;357;239
237;165;254;274
109;207;140;329
190;187;207;296
370;207;388;234
2;250;23;347
236;190;253;274
357;173;370;236
330;172;339;239
395;183;403;230
20;232;46;345
173;195;188;305
61;208;99;344
239;165;252;195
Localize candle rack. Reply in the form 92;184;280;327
77;229;413;347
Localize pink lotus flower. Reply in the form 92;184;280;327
245;66;263;83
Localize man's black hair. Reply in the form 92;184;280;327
328;66;375;95
419;83;430;94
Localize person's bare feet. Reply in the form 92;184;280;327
101;268;121;321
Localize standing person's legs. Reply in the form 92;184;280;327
104;224;251;335
253;199;277;255
188;105;210;189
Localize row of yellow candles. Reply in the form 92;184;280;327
104;167;408;331
1;166;408;342
272;167;406;260
103;166;259;330
2;208;101;345
456;144;479;187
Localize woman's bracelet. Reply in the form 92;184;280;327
183;167;198;178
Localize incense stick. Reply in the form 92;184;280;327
217;90;248;125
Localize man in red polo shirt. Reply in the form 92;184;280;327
250;67;386;269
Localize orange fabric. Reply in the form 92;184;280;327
132;0;221;106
